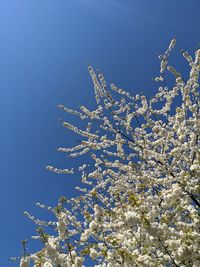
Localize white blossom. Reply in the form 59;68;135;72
17;39;200;267
20;257;30;267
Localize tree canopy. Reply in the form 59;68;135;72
19;40;200;267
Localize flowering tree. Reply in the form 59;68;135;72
19;40;200;267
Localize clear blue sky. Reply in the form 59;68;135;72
0;0;199;265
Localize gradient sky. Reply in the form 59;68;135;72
0;0;200;265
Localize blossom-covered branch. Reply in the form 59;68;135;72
18;39;200;267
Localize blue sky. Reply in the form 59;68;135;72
0;0;199;265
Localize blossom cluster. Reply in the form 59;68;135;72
19;40;200;267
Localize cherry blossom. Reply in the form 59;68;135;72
18;39;200;267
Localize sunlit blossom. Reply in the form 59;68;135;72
18;39;200;267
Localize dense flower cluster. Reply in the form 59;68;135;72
19;40;200;266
